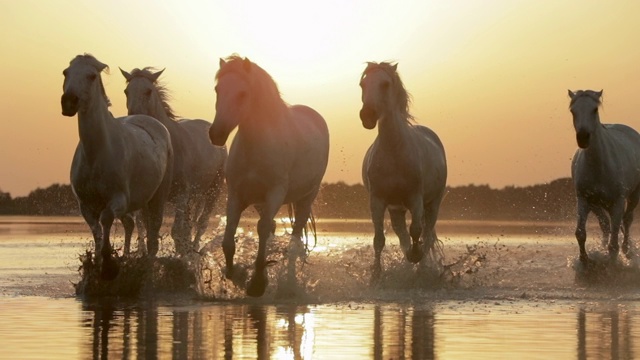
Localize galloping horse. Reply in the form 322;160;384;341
121;67;227;256
61;54;173;279
359;62;447;281
569;90;640;264
209;56;330;297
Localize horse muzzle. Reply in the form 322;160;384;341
61;93;79;117
209;121;230;146
576;131;590;149
359;106;377;130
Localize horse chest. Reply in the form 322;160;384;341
367;158;419;203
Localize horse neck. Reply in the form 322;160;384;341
582;124;609;164
147;100;179;131
376;109;412;151
76;98;120;162
238;102;288;144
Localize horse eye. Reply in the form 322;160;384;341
145;89;152;97
381;81;390;90
237;91;247;101
87;73;97;81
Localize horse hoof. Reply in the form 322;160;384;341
370;267;382;286
225;265;235;280
246;274;268;297
100;258;119;281
406;245;424;264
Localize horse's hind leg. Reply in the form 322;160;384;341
591;205;610;249
120;214;135;256
622;188;640;256
406;196;425;264
389;207;411;258
194;172;224;250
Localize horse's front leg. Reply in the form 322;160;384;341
406;196;425;264
222;194;245;280
79;205;102;259
247;188;286;297
575;197;590;265
608;198;626;261
171;190;192;256
370;196;386;282
591;205;610;249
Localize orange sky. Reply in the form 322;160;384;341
1;1;640;197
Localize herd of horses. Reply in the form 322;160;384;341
60;53;640;297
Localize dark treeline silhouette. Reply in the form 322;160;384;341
0;178;578;221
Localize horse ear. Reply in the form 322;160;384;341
567;89;576;99
119;67;132;82
243;58;252;72
219;58;226;68
150;68;165;82
392;63;398;71
596;90;603;98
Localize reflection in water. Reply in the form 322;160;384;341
578;306;635;360
72;302;637;359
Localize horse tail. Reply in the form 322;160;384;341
286;203;318;259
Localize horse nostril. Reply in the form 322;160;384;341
576;131;591;148
61;92;79;116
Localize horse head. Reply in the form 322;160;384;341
359;62;413;130
61;54;110;117
568;89;603;149
210;55;286;146
121;67;176;120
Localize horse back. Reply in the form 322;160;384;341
178;118;227;190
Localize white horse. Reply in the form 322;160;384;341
120;67;227;256
209;55;330;297
569;89;640;264
61;54;173;279
359;62;447;281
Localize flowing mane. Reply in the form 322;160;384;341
69;53;111;107
569;89;603;108
361;61;414;122
216;55;287;114
124;67;178;120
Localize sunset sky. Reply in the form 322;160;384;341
1;1;640;197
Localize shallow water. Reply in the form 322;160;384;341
1;216;640;359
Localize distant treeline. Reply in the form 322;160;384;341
0;178;578;221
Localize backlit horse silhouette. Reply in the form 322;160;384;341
61;54;173;279
359;62;447;281
209;56;329;297
121;67;227;256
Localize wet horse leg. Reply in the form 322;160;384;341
99;197;127;280
370;196;386;282
406;196;425;264
591;205;610;249
575;198;590;264
607;199;625;261
247;189;286;297
389;207;411;259
194;173;224;249
120;214;135;256
80;205;102;260
171;190;192;256
622;189;640;256
222;195;245;280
